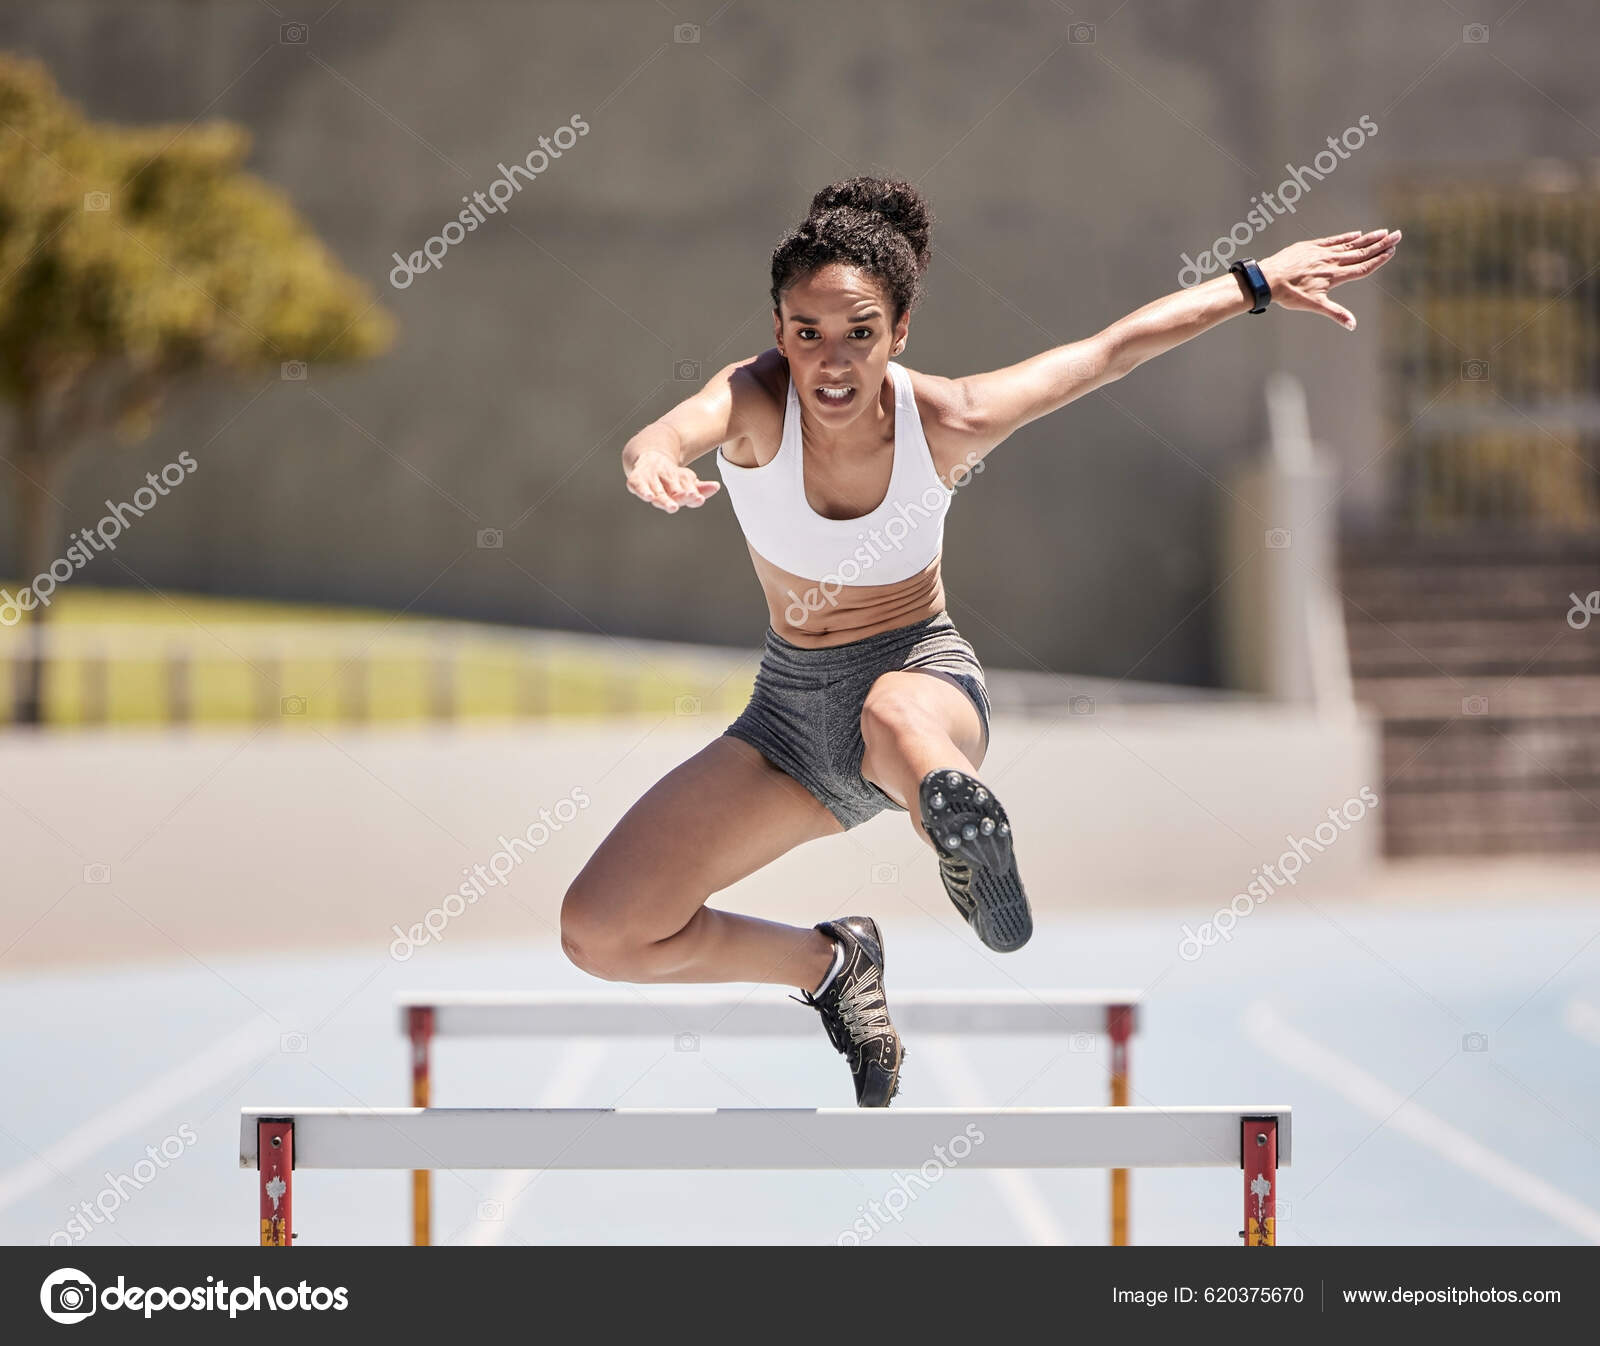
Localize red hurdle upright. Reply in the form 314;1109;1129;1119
1242;1115;1279;1246
257;1118;294;1246
407;1006;434;1247
1107;1002;1134;1246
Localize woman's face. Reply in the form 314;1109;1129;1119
774;263;910;427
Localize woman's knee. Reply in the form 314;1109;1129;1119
859;676;937;751
862;671;985;767
559;878;686;981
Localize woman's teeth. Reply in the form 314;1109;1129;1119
817;385;854;404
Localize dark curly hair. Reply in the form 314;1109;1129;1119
769;176;934;322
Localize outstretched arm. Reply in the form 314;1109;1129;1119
620;360;752;514
943;228;1401;458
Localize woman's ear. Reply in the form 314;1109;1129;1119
891;312;910;356
772;308;784;356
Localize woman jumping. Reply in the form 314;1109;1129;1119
560;176;1399;1107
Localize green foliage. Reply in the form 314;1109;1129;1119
0;52;395;722
0;52;393;408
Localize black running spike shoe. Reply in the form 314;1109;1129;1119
918;768;1033;952
793;916;904;1107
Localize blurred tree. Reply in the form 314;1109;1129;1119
0;54;393;723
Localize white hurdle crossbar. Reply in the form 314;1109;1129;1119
242;1106;1290;1246
397;988;1142;1246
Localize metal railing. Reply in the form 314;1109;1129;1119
1377;166;1600;534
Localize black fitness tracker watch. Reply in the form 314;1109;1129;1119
1230;258;1271;313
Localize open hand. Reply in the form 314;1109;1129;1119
624;448;720;513
1258;228;1401;331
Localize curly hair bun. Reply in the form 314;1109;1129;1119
806;177;933;273
770;176;936;319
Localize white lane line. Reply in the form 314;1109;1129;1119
1563;999;1600;1048
1245;999;1600;1244
461;1040;608;1246
917;1038;1071;1246
0;1015;279;1212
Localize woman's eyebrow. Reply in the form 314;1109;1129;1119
786;310;882;324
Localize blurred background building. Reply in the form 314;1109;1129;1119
2;0;1598;864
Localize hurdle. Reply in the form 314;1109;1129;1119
398;988;1141;1245
241;1106;1289;1245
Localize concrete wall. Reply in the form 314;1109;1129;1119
1;1;1595;683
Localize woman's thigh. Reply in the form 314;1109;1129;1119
857;668;988;807
562;735;843;942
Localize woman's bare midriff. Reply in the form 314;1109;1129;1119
748;543;946;647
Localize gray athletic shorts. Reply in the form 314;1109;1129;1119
722;610;992;830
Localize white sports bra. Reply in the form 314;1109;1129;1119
714;362;951;586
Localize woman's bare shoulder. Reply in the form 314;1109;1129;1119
731;347;789;406
719;349;788;467
900;364;983;483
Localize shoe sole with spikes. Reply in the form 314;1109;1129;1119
918;768;1033;952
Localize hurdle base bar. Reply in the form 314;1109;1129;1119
244;1105;1287;1245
